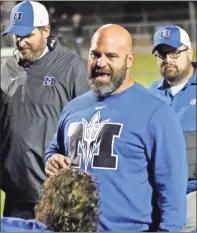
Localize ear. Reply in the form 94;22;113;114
187;48;193;61
87;50;92;74
127;52;135;69
43;25;51;39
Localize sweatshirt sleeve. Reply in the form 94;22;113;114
44;106;68;165
71;57;89;99
145;103;188;232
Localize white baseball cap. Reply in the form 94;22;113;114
152;25;192;53
2;1;49;36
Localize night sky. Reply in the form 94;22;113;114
42;1;189;17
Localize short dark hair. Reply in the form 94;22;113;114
35;169;99;232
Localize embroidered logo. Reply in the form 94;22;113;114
95;106;107;110
11;77;19;82
43;76;56;86
160;29;170;38
13;12;23;20
190;98;196;105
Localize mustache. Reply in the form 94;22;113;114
162;63;177;69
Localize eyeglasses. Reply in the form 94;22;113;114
155;48;189;61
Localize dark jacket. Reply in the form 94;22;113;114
0;39;89;203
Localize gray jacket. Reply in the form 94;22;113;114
0;39;89;202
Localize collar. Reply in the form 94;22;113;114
157;78;170;89
157;61;196;89
38;46;49;60
191;62;196;84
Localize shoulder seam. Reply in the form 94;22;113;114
144;102;166;139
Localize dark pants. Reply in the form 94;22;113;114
73;39;83;56
3;197;35;219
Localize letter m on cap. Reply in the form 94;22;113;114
13;12;23;20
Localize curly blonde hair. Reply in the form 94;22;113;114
35;168;99;232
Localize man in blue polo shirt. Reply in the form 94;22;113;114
149;25;196;231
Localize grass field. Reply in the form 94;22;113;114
132;53;160;86
0;51;196;217
1;192;5;216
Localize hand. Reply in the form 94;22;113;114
45;153;71;177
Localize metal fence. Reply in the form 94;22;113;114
1;19;196;61
55;19;197;49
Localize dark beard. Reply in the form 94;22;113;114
17;40;47;62
162;58;192;85
20;47;45;62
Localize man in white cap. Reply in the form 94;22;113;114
149;25;196;231
0;1;89;219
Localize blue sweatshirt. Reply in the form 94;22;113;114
45;83;188;232
1;217;52;232
149;62;196;192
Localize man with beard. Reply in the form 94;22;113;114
1;1;88;219
149;25;196;231
44;24;188;232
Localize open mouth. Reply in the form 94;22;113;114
93;70;111;81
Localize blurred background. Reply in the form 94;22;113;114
0;0;196;216
1;1;196;87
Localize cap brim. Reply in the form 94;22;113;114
2;24;35;37
152;41;183;54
